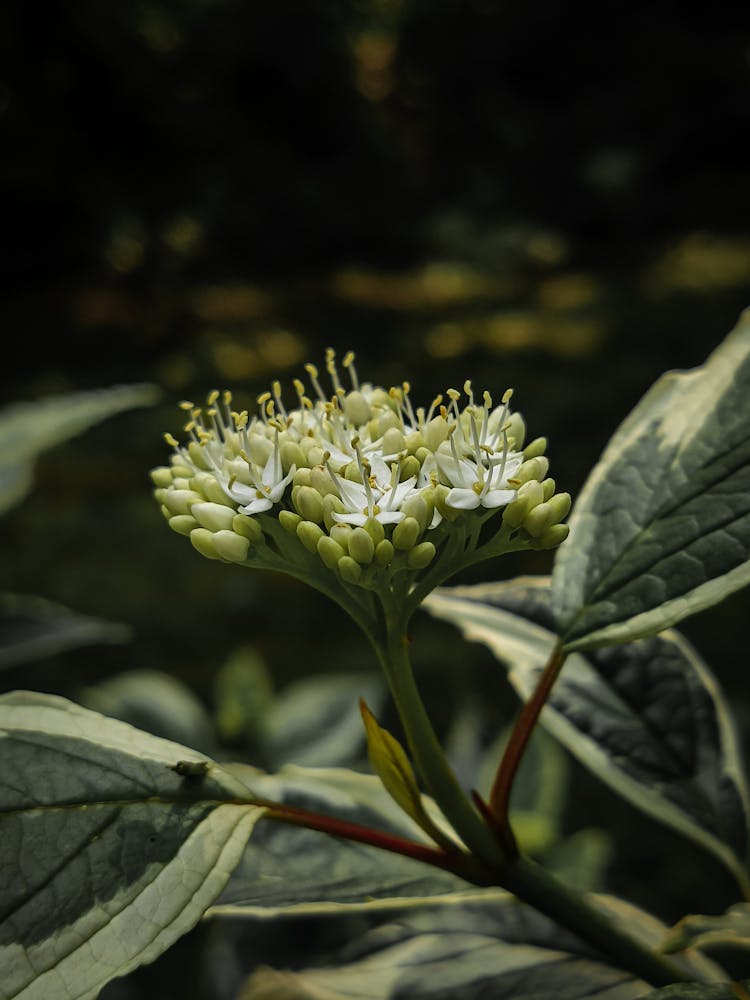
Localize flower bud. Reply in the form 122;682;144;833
232;514;263;543
150;467;174;488
362;516;385;546
393;516;421;551
169;514;198;536
297;520;325;553
330;523;352;550
407;541;436;569
162;489;202;516
514;456;549;485
505;412;526;450
317;534;346;570
338;555;362;584
212;530;250;563
423;415;450;452
310;465;337;497
294;485;325;524
343;390;371;426
349;526;375;564
547;491;572;523
279;510;302;534
399;455;421;480
524;436;547;460
538;523;570;548
401;495;430;532
190;528;221;560
293;468;312;488
322;493;347;530
280;440;305;472
541;477;556;501
374;539;394;566
523;501;556;537
381;426;406;456
191;502;236;533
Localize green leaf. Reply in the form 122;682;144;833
424;579;750;893
211;764;469;916
0;593;130;670
551;310;750;650
0;691;262;1000
261;673;386;769
0;383;159;516
238;894;718;1000
662;903;750;955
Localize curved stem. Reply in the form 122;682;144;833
489;641;567;847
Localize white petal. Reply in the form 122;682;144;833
481;488;517;509
239;497;273;515
332;511;368;526
445;488;481;510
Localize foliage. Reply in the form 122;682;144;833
3;314;750;999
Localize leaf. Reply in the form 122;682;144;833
78;668;218;754
424;579;750;893
0;383;159;516
261;673;386;769
211;764;469;917
0;691;262;1000
213;645;275;746
0;593;130;670
359;700;456;850
662;903;750;955
238;894;717;1000
551;310;750;650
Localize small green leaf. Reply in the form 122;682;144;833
360;699;457;851
425;579;750;893
551;310;750;650
0;691;262;1000
0;383;159;516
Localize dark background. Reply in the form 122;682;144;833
2;1;750;995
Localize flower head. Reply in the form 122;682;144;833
151;350;570;594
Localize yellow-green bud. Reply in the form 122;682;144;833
293;467;312;487
154;488;169;505
407;541;436;569
424;415;451;452
524;501;556;537
381;427;406;456
172;477;191;490
162;489;202;516
297;520;325;553
404;431;424;454
518;480;545;508
349;526;375;564
212;530;250;562
330;523;352;550
514;456;550;485
191;501;236;532
232;514;263;543
248;435;273;466
524;436;547;460
294;485;325;524
170;463;193;478
191;473;233;506
400;455;420;481
338;555;362;584
541;477;556;501
401;495;430;532
374;539;394;566
186;441;210;470
343;390;372;426
546;491;572;523
502;495;528;529
279;510;302;534
150;467;173;488
538;523;570;548
306;446;325;468
323;493;347;530
506;412;526;450
317;534;346;570
378;409;401;435
169;514;198;536
415;446;432;465
344;461;362;484
280;440;306;472
190;527;221;560
393;516;421;551
310;465;337;497
362;516;385;546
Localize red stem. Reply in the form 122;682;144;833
489;642;567;851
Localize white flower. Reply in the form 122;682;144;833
330;452;419;527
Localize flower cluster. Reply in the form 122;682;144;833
151;350;570;588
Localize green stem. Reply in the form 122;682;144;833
500;855;695;988
370;608;507;870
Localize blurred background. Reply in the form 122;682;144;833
2;1;750;995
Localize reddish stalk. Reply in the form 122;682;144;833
489;642;567;851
